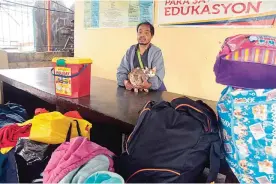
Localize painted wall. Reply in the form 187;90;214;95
0;50;9;69
74;1;276;101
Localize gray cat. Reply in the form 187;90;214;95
128;67;156;93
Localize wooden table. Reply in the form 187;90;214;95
0;67;237;183
0;67;218;129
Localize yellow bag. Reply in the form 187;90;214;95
28;111;92;144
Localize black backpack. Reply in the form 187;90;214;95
115;97;223;183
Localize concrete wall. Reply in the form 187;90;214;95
7;51;71;69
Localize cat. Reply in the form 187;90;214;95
252;105;267;121
234;122;248;139
265;139;276;157
233;108;243;119
242;175;254;184
128;67;156;93
258;160;273;174
239;160;248;171
236;139;249;157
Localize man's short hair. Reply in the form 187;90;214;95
137;22;155;36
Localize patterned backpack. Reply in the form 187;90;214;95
214;34;276;89
217;86;276;184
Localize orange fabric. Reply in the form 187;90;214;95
64;111;83;119
34;108;83;119
35;108;49;115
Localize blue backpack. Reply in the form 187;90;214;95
115;97;223;183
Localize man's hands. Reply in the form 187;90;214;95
124;79;152;91
139;80;152;89
124;80;133;90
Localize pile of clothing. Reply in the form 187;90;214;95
0;124;31;154
0;105;124;183
0;103;29;182
0;103;30;154
214;34;276;183
0;103;28;128
43;136;118;183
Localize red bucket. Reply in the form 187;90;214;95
51;57;92;98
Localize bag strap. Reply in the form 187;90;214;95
171;96;198;109
172;97;213;114
196;100;217;118
73;120;82;136
137;49;144;69
138;101;154;115
207;140;224;183
65;123;73;142
172;97;218;132
65;120;82;142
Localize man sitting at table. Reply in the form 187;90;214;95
116;22;166;91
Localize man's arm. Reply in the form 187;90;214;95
117;49;131;87
148;50;165;90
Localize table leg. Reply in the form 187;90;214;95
0;81;3;104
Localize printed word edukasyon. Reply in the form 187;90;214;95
164;1;262;16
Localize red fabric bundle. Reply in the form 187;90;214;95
0;124;31;148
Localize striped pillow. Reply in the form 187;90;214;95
224;48;276;65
